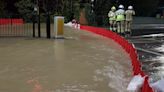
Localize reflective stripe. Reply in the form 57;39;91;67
116;15;125;21
108;11;116;20
109;16;116;20
115;9;125;21
125;10;135;21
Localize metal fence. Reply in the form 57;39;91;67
0;14;56;38
0;15;34;37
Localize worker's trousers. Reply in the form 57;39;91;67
116;21;125;35
125;21;132;33
109;20;116;32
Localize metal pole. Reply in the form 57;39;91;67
46;12;51;38
33;15;35;37
37;0;41;37
38;14;41;37
46;0;51;38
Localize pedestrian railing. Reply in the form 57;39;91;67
0;18;32;37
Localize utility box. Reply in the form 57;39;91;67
54;16;64;39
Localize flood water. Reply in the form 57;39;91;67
128;34;164;83
0;27;132;92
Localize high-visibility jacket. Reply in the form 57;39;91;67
125;10;135;21
115;9;125;21
108;11;116;20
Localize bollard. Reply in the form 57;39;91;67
54;16;64;39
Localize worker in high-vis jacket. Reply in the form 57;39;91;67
108;6;116;31
115;5;125;35
125;6;135;36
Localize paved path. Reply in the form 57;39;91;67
0;27;132;92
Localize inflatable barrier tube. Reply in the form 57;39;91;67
80;25;153;92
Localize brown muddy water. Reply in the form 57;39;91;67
0;27;132;92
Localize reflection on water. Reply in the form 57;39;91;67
0;27;132;92
130;36;164;83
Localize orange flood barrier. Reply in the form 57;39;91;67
0;19;24;25
80;25;153;92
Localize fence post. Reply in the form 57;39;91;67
46;12;51;38
38;14;41;37
33;19;35;37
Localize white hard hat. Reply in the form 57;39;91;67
111;6;116;10
119;5;124;9
128;6;133;10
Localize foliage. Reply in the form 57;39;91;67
62;0;74;22
0;0;6;17
83;0;112;26
15;0;80;22
74;3;80;21
15;0;34;21
46;0;64;15
62;0;80;22
83;0;159;26
84;3;96;26
0;0;161;21
95;0;112;26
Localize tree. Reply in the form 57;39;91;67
62;0;80;22
15;0;80;22
95;0;113;26
82;0;113;26
15;0;34;20
42;0;64;15
0;0;6;16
